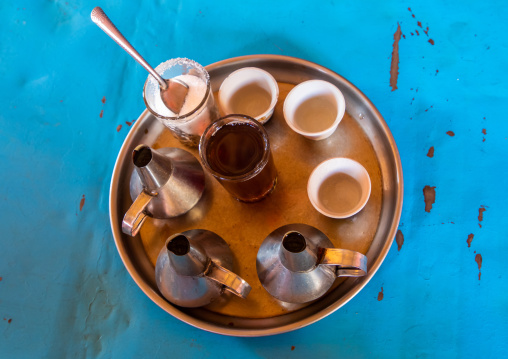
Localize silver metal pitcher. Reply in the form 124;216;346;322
155;230;251;307
122;145;205;236
256;223;367;304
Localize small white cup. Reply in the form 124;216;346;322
307;158;371;218
283;80;345;140
218;67;279;124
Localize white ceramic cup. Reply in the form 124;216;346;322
283;80;346;140
218;67;279;124
307;158;371;218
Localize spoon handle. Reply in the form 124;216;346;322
91;7;167;90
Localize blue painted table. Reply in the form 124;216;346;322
1;0;506;357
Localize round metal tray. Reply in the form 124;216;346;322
109;55;403;336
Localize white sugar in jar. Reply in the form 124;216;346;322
143;58;219;147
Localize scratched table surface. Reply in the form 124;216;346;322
1;0;507;357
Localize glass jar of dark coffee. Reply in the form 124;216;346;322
199;114;277;202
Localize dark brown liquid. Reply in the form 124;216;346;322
207;123;264;176
205;122;277;202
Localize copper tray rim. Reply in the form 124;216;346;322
109;54;404;337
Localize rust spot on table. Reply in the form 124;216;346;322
377;287;384;301
396;230;404;251
390;23;402;91
427;146;434;158
475;254;482;280
478;206;486;228
79;195;85;211
467;233;474;248
423;186;436;212
446;131;455;137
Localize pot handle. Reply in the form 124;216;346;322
319;248;368;277
205;261;252;299
122;191;154;237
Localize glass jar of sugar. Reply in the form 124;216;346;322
143;58;219;147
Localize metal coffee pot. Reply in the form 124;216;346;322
256;223;367;304
155;229;252;307
122;145;205;236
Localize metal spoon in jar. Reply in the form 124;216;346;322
91;7;188;114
